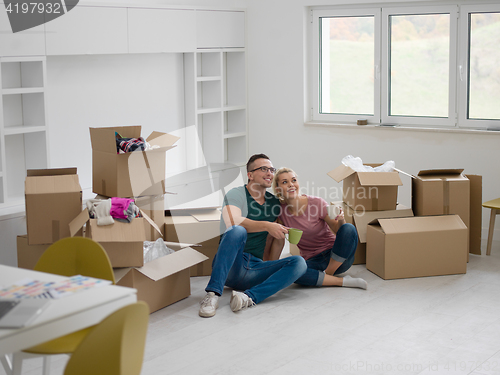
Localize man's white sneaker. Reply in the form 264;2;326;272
199;292;219;318
230;291;255;312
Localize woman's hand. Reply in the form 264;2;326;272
335;207;345;224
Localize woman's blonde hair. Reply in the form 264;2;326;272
272;167;298;200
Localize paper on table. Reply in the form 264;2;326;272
0;275;112;299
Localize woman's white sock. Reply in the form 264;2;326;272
342;275;368;290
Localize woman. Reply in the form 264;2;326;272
272;167;367;289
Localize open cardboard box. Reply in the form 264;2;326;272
90;126;180;198
69;207;163;268
114;242;208;313
25;168;83;245
327;163;402;211
164;208;221;276
366;215;468;280
410;169;482;254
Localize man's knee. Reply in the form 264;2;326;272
223;225;247;242
289;255;307;275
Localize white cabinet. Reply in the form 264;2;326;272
192;49;247;166
0;7;45;57
0;57;49;205
45;6;128;55
196;10;245;48
128;8;196;53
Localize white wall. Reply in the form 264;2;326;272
47;53;186;193
243;0;500;246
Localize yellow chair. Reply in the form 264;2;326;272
63;302;149;375
483;198;500;255
12;237;115;375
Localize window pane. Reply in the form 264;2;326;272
469;12;500;120
320;16;374;115
389;14;449;117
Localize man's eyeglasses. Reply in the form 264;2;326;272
249;166;277;174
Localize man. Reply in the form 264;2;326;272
199;154;307;317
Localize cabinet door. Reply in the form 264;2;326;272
128;8;196;53
196;10;245;48
0;8;45;56
45;6;128;55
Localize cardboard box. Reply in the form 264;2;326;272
465;174;482;255
366;215;467;280
327;164;402;211
69;208;163;268
164;208;221;276
90;126;179;198
17;235;50;270
412;169;471;251
114;243;208;313
340;202;413;264
25;168;83;245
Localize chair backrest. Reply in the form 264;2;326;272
34;237;115;284
64;302;149;375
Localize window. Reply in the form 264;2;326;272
311;2;500;130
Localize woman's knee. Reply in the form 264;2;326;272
338;223;358;241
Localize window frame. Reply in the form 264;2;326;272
309;2;500;131
381;5;457;128
459;3;500;130
311;8;381;125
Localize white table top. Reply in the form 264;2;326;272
0;264;137;356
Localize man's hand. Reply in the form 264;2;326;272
266;222;289;239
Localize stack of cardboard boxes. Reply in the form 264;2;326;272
18;168;84;269
324;163;482;280
18;126;208;313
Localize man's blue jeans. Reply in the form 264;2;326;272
294;223;358;287
205;225;307;304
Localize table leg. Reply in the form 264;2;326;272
486;209;497;256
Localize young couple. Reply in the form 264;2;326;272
199;154;367;318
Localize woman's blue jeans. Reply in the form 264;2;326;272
294;223;358;287
205;225;307;304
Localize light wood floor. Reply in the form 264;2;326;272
6;239;500;375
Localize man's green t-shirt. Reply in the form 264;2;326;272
221;185;281;259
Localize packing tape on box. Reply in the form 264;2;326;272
443;180;450;214
52;220;60;243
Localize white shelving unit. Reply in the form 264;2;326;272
194;48;247;168
0;57;49;206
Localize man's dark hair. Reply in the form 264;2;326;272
246;153;270;172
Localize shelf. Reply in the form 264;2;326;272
0;57;48;207
223;131;246;139
2;87;44;95
223;105;246;112
197;107;222;114
4;125;46;135
196;76;221;82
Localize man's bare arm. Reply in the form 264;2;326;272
222;205;288;239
